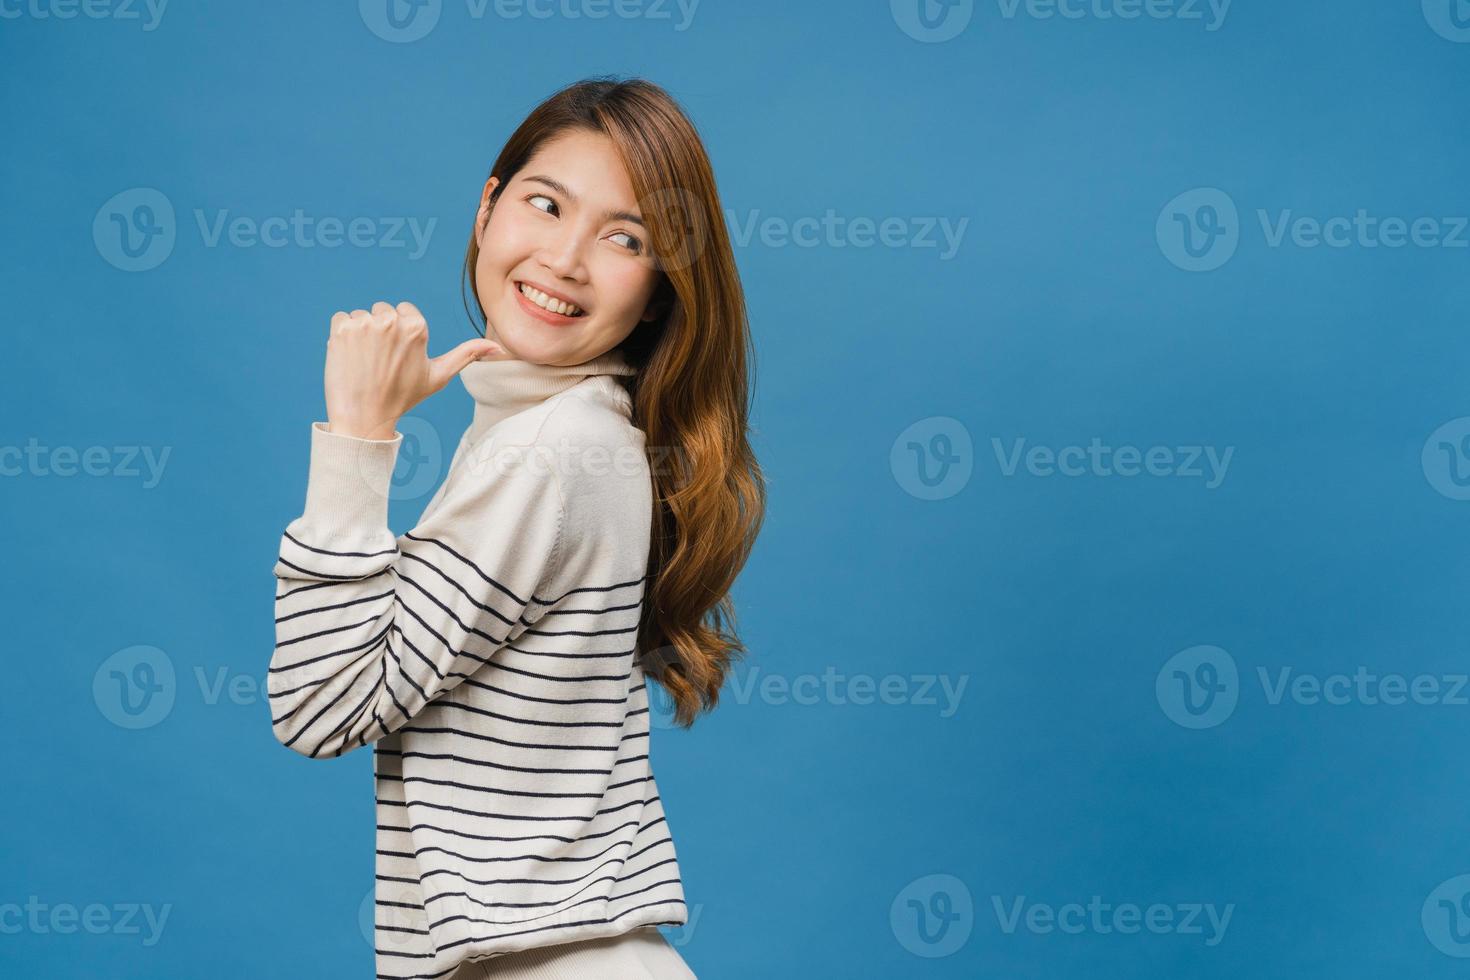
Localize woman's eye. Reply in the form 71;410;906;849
610;231;643;254
526;193;639;253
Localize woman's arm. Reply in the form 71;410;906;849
267;421;564;760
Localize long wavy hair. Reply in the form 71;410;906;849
461;76;765;728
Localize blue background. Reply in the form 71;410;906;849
4;0;1470;976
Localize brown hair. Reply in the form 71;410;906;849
461;76;766;728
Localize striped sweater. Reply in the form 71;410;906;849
267;347;687;979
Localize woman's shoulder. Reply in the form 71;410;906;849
537;380;653;546
525;377;651;498
541;377;646;453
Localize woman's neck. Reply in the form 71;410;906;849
458;345;638;431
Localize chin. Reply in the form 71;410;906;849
486;317;576;365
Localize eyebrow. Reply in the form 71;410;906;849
522;174;646;228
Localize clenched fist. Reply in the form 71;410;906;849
324;301;509;440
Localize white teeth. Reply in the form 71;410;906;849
519;282;583;317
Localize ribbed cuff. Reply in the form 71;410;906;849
300;421;404;541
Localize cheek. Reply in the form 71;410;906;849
596;264;659;315
478;209;533;277
473;248;502;313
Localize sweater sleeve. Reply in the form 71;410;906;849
267;421;564;760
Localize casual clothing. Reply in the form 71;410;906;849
268;347;688;980
451;926;696;979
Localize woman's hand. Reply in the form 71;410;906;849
324;301;508;440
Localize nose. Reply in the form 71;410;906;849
535;223;589;283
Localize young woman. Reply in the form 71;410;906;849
266;78;765;979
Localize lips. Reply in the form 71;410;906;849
512;280;586;325
516;280;587;317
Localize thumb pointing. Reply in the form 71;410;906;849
428;339;509;391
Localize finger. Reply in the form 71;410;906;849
337;309;373;333
395;301;427;335
370;301;396;328
427;339;508;391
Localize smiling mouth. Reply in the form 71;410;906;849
516;281;587;318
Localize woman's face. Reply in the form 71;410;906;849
473;128;665;366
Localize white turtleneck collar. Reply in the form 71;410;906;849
458;344;639;432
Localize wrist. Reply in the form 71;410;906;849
326;418;400;441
